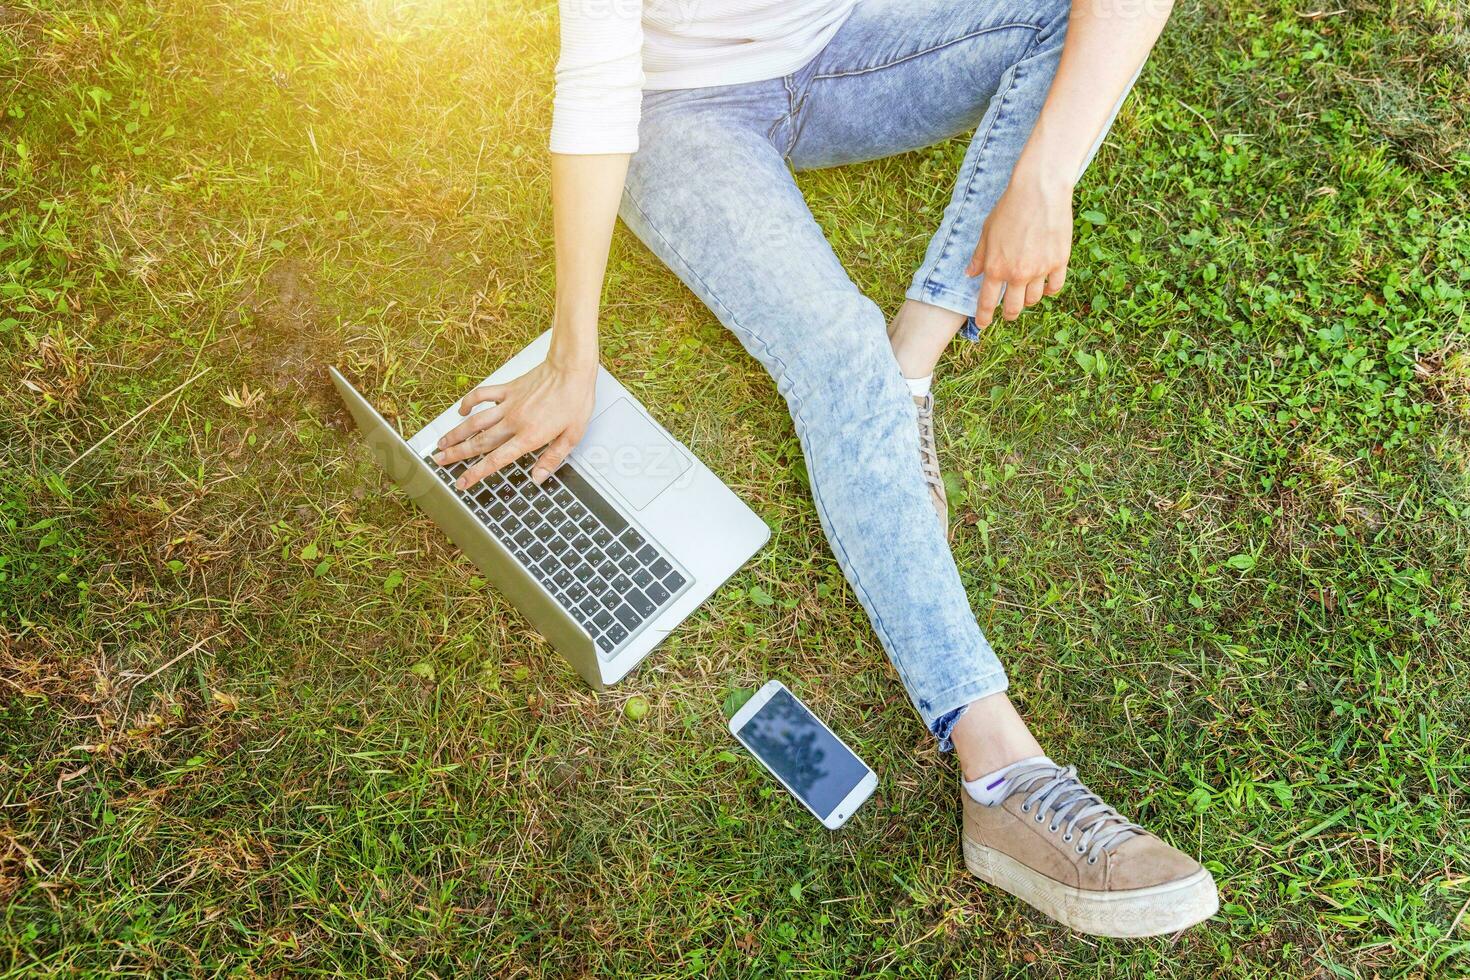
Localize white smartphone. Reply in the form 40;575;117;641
728;680;878;830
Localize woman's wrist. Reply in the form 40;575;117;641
1013;118;1085;195
548;315;600;374
1010;151;1077;197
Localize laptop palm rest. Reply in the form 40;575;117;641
571;398;691;511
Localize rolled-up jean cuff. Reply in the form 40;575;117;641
905;283;983;342
924;670;1010;752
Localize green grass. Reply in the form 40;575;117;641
2;0;1469;974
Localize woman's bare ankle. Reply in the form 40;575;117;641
950;692;1046;780
888;299;966;379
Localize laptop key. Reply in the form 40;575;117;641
596;632;618;654
486;502;509;522
525;541;548;563
570;534;593;552
600;590;621;610
617;554;640;575
663;569;686;591
631;568;653;589
610;574;633;594
564;582;587;604
626;588;656;618
590;527;614;548
579;597;600;618
649;557;672;579
604;541;627;561
619;528;645;551
553;568;574;589
613;603;642;630
603;621;629;649
579;515;599;534
592;609;614;631
635;545;659;565
513;528;535;548
646;581;670;606
596;560;618;580
586;577;609;596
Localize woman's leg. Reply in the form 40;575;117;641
783;0;1138;775
622;85;1009;744
624;70;1216;940
788;0;1137;378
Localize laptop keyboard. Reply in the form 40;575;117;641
425;452;689;658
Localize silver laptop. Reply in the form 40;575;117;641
330;330;769;689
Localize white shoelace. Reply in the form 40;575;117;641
1003;762;1144;864
914;395;943;497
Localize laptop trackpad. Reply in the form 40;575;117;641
571;398;691;511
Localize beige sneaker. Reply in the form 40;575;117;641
961;761;1218;937
914;394;948;537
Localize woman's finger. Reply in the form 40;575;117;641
1044;264;1068;296
532;434;575;484
458;384;507;416
975;276;1006;329
1001;280;1027;321
438;420;515;466
965;242;987;278
1024;278;1045;308
459;436;533;489
437;403;506;451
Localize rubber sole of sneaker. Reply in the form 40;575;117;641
931;493;951;542
962;836;1219;938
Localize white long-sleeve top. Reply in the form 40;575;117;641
551;0;857;154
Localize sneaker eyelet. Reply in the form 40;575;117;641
1087;857;1097;865
1076;845;1086;854
1020;803;1029;813
1049;825;1059;833
1034;813;1044;823
1063;834;1073;842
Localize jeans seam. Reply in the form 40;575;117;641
620;188;925;700
926;671;1010;715
912;283;975;310
812;23;1043;80
919;29;1043;297
769;73;803;156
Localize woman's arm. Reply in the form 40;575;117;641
547;152;632;372
435;0;644;490
434;154;630;490
969;0;1174;327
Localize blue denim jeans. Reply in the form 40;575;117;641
620;0;1131;749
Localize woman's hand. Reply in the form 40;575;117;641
433;354;597;490
967;167;1074;329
